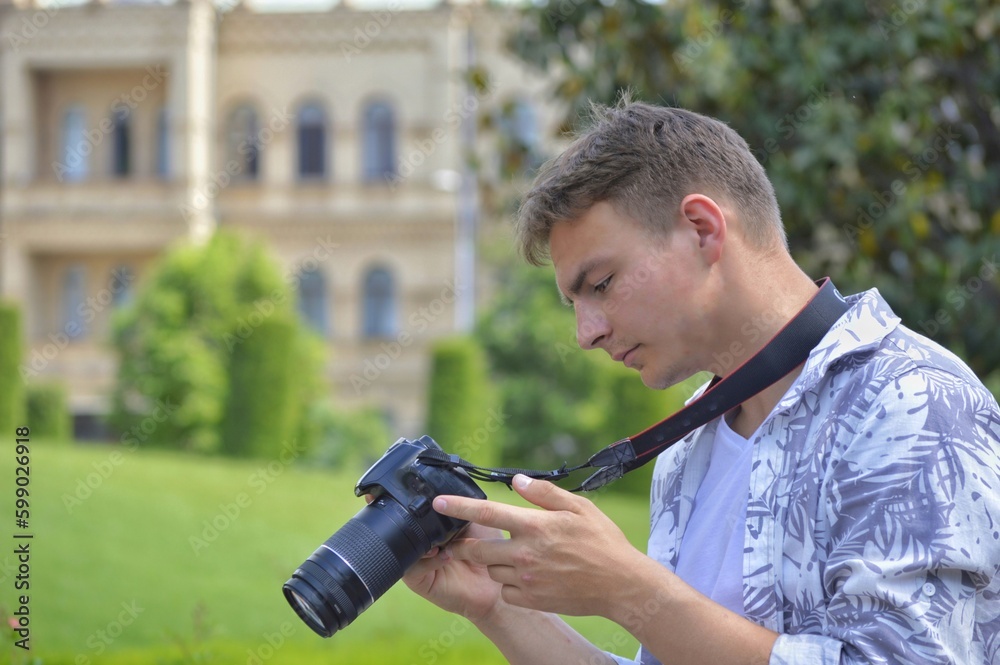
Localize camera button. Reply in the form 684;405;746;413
407;496;431;518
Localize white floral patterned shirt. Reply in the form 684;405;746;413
611;288;1000;665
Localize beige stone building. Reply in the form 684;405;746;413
0;0;556;439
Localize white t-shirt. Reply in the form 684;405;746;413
672;412;754;615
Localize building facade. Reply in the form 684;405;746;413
0;0;554;439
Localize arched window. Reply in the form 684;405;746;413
61;105;88;182
298;267;329;336
111;106;131;177
362;266;396;338
156;107;170;179
63;265;87;339
498;99;543;175
510;100;538;148
361;100;396;183
227;104;260;180
297;102;327;180
111;265;134;309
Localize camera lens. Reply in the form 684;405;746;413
283;496;431;637
286;588;325;630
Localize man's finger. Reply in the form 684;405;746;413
511;474;583;513
447;536;514;566
405;549;446;578
433;495;533;532
485;564;520;587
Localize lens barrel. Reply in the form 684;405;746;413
283;496;431;637
284;435;487;638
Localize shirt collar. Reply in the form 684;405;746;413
775;286;900;413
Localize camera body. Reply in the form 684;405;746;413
283;435;487;637
354;435;486;546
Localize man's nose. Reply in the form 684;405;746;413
576;301;610;350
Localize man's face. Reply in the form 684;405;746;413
550;201;710;389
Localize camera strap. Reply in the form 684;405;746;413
417;277;850;493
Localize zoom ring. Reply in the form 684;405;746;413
325;518;403;604
301;559;355;623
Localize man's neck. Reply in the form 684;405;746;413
712;260;820;439
726;362;805;439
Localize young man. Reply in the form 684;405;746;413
403;101;1000;664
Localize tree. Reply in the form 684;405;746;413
301;402;392;472
476;258;610;469
506;0;1000;390
110;231;325;456
426;336;499;468
219;313;299;458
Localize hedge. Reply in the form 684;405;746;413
0;301;25;436
26;382;71;440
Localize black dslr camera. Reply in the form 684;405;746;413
282;435;487;637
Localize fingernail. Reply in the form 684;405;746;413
514;474;532;489
433;497;448;511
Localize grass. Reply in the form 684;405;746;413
0;442;648;664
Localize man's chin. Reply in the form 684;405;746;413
637;367;671;391
640;366;701;391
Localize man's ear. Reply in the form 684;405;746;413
679;194;726;265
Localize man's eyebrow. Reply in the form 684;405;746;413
558;257;604;306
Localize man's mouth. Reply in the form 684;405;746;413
614;345;639;367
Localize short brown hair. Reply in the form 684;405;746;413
515;99;786;265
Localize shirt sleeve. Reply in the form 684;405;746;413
770;633;844;663
772;366;1000;665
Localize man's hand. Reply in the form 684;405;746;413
402;522;506;624
420;477;779;665
361;494;503;623
432;474;646;619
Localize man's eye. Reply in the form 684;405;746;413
595;276;612;294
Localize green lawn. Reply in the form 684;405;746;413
0;442;648;664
